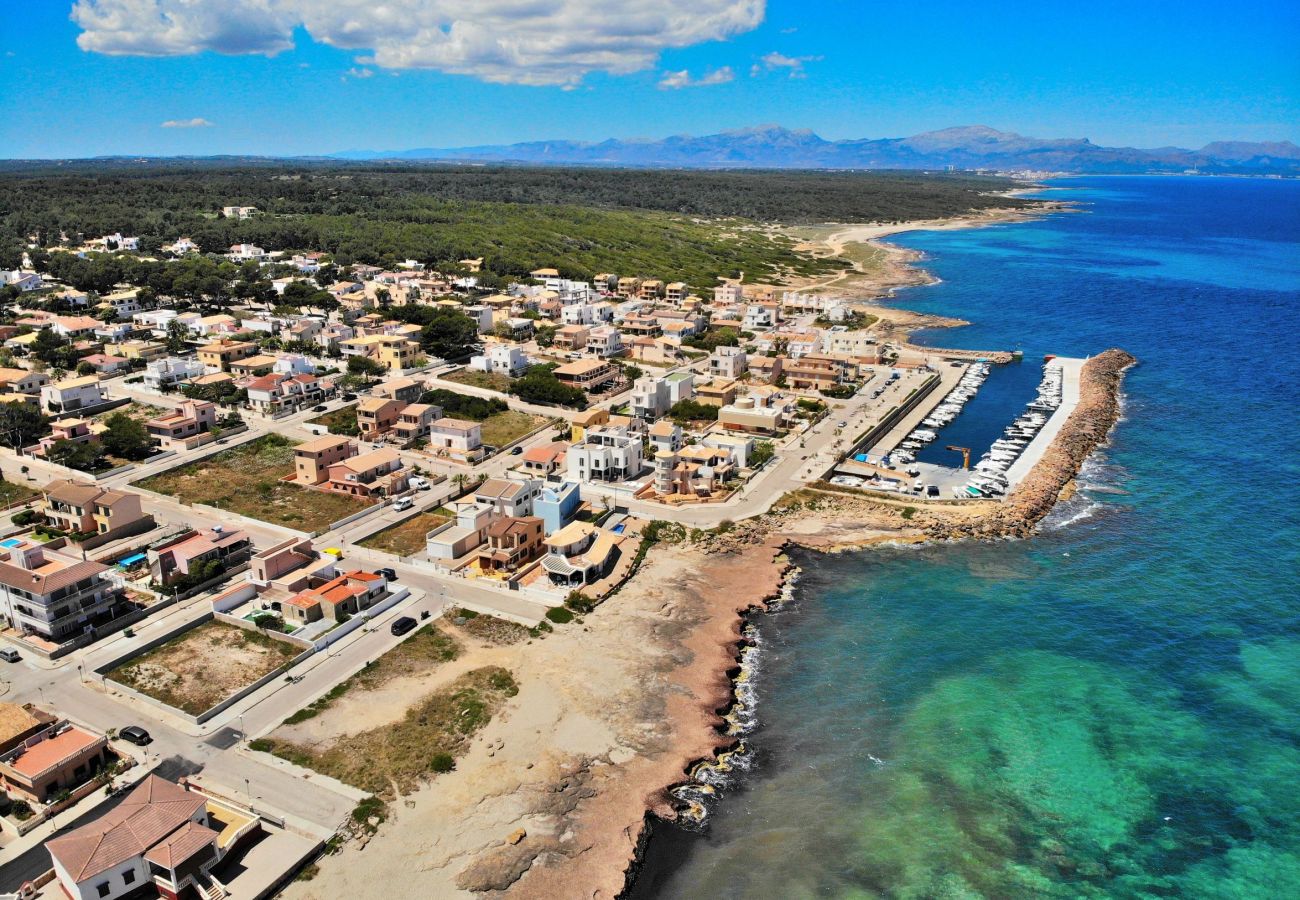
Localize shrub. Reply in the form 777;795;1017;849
545;607;575;624
430;753;456;773
901;506;917;520
564;592;594;613
248;738;274;752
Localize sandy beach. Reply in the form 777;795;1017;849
286;200;1131;900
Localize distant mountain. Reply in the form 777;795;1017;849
334;125;1300;174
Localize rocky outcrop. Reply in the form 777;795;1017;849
926;348;1136;541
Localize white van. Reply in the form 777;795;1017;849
392;496;414;512
409;475;430;491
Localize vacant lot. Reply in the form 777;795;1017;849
358;510;451;557
480;409;546;447
307;404;359;436
255;624;514;796
443;368;512;393
135;434;368;531
107;620;299;715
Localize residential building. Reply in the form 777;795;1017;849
534;482;581;535
391;403;440;444
97;289;142;321
747;354;783;383
324;447;407;498
226;243;266;262
743;303;779;330
714;281;744;304
27;418;96;458
709;346;748;379
197;339;258;373
46;774;263;900
702;433;756;468
473;477;541;518
0;367;50;395
824;329;882;361
0;540;124;642
245;372;331;416
616;277;641;298
585;325;623;358
105;339;167;362
481;516;545;572
148;527;252;586
665;282;688;302
0;720;109;805
540;522;620;587
553;359;618;392
339;334;421;371
222;205;258;218
630;376;671;420
426;501;496;561
429;418;484;462
144;400;218;451
567;425;644;483
696;378;738;407
355;397;405;440
372;376;424;404
472;343;529;377
142;356;202;390
647;421;684;456
281;571;388;625
228;354;278;377
41;376;107;414
0;270;44;292
292;435;356;485
93;321;134;343
718;395;789;435
783;353;858;391
553;325;589;351
162;236;198;255
78;353;130;376
41;480;146;537
519;443;566;479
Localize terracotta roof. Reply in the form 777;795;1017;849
142;820;220;869
7;726;103;778
43;478;104;508
0;556;109;597
297;434;353;453
46;775;206;882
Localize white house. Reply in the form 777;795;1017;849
221;205;258;219
143;357;205;391
709;346;748;379
0;270;44;292
585;326;623;358
429;418;484;462
567;424;644;483
743;304;778;330
471;343;529;378
227;243;266;262
163;236;199;255
93;233;139;251
273;353;316;376
41;376;107;414
473;477;542;518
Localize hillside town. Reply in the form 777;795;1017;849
0;215;1084;898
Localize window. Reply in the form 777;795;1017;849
122;870;136;885
96;883;110;898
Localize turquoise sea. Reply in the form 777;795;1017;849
631;176;1300;898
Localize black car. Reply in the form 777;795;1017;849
342;392;358;401
312;404;327;412
390;616;417;637
119;725;152;746
510;446;524;455
927;485;941;497
377;567;397;581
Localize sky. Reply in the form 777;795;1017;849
1;0;1297;158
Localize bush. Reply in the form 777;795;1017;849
430;753;456;773
12;509;37;526
248;738;274;752
544;607;574;624
564;592;594;613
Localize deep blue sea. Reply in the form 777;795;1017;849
631;176;1300;898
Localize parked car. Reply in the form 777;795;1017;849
392;496;414;512
409;475;430;490
390;616;417;637
927;485;941;497
342;392;358;401
510;446;524;455
377;567;397;581
312;404;327;412
0;648;20;663
119;725;152;746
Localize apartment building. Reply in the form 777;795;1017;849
473;477;542;518
584;326;623;358
566;425;644;483
391;403;441;444
142;357;205;392
0;539;124;642
40;480;146;537
429;418;484;463
553;359;618;392
481;516;545;572
708;346;748;379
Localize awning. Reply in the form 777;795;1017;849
541;555;582;577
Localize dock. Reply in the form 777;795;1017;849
1002;356;1085;489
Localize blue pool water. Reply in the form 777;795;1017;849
631;176;1300;898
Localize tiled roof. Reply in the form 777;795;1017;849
142;820;220;869
7;726;103;778
46;775;205;882
0;557;108;597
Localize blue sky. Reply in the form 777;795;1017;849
1;0;1297;158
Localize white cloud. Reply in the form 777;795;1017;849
70;0;766;87
754;50;821;78
658;66;734;89
160;117;214;128
343;66;374;79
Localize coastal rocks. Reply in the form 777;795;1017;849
927;348;1137;542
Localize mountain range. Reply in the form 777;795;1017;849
334;125;1300;174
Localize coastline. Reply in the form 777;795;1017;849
287;200;1133;900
